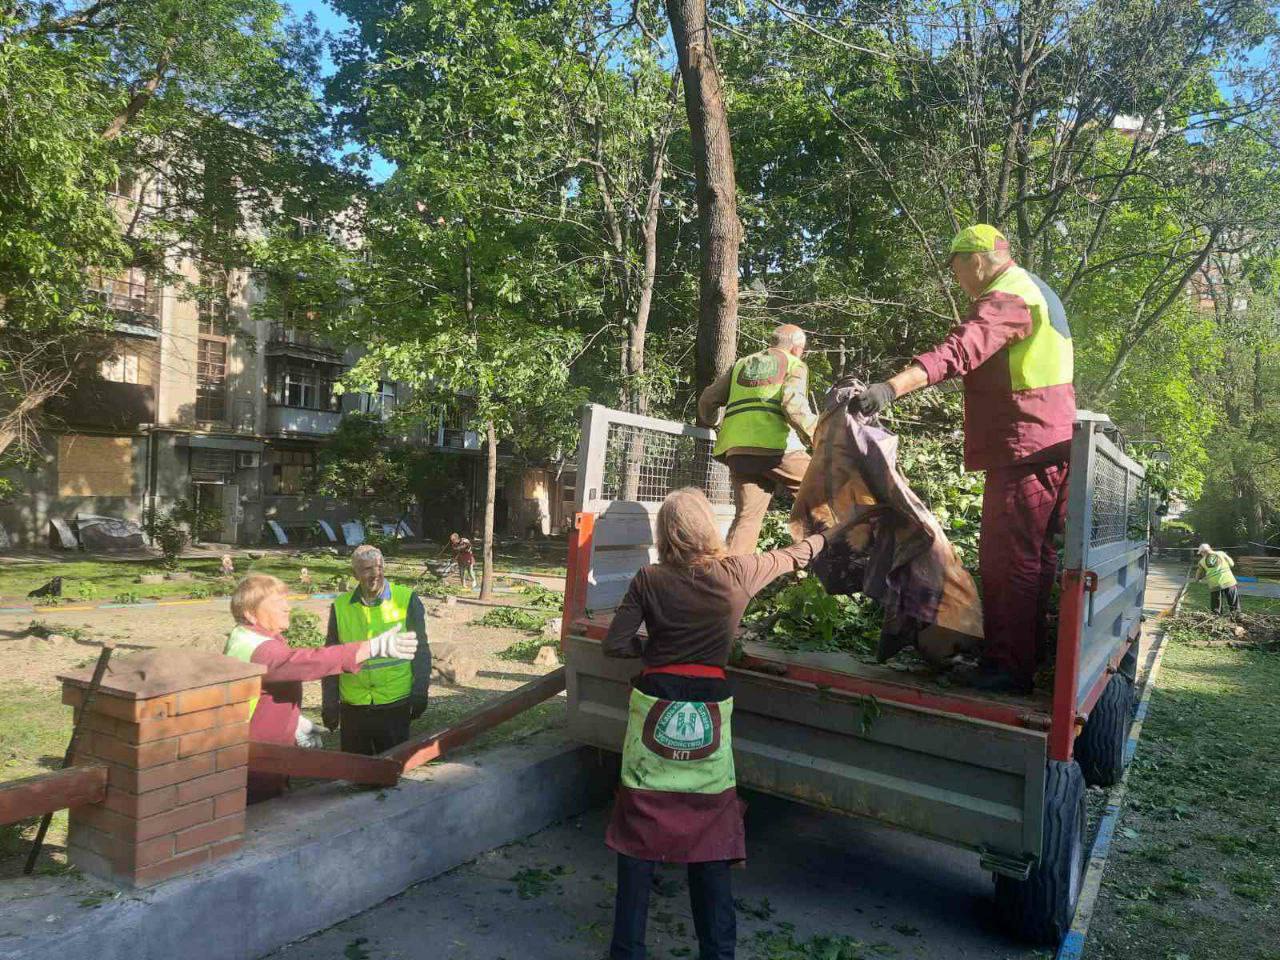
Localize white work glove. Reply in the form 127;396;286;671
367;628;419;661
294;715;324;749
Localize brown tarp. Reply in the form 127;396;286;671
789;380;983;665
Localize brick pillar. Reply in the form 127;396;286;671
58;649;265;887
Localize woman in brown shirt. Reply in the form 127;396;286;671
602;487;834;960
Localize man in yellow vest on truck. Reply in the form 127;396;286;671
1195;543;1240;616
322;544;432;754
852;225;1076;694
698;324;819;555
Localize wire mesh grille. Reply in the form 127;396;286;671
600;422;732;505
1127;477;1151;543
1090;447;1130;548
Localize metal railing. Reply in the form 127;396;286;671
575;404;731;513
86;282;159;327
1063;412;1150;714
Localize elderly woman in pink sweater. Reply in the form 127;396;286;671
223;574;417;802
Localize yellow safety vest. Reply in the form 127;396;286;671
223;625;266;717
713;349;805;457
333;583;414;705
1198;551;1237;590
983;265;1073;391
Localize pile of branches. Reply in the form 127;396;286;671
1165;610;1280;651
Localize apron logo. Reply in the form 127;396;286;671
641;700;721;761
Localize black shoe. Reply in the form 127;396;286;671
955;662;1034;696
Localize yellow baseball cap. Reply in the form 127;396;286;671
948;224;1010;258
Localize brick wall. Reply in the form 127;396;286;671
59;649;264;887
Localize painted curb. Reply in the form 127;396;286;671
1055;591;1177;960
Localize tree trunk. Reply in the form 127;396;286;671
666;0;741;393
480;419;498;600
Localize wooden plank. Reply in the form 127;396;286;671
384;668;567;772
0;765;108;825
248;742;400;786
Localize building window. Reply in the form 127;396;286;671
100;351;140;384
196;338;228;422
269;359;341;411
291;217;319;240
269;447;315;495
198;269;229;336
108;172;138;202
87;263;158;323
360;380;397;415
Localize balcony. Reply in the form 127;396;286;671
266;324;341;360
267;405;342;437
50;379;156;430
86;283;160;336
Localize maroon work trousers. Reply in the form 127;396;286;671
979;458;1070;684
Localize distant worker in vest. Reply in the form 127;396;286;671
697;324;819;555
224;574;419;803
852;225;1076;694
1195;543;1240;616
321;544;432;754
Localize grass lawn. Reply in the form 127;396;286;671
0;539;567;604
1086;583;1280;959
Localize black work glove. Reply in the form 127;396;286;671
322;707;340;732
850;382;896;417
409;697;428;722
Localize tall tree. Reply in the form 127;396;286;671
0;0;332;460
666;0;742;392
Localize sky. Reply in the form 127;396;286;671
286;0;396;183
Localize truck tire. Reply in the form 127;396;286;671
1118;640;1139;683
995;760;1086;944
1075;673;1135;787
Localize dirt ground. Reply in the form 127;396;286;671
0;585;565;877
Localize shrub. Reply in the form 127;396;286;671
362;519;400;557
112;590;141;605
70;581;99;601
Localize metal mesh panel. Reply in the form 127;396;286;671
1127;477;1151;543
600;422;732;505
1090;448;1129;547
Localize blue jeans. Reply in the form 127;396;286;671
609;854;736;960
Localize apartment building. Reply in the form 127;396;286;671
0;181;566;548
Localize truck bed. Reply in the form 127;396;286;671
568;610;1054;733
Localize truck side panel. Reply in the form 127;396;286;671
566;635;1047;863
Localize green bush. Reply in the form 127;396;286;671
187;583;214;599
362;520;400;557
284;610;325;648
112;590;141;605
70;581;99;601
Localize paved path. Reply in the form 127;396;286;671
1238;579;1280;599
272;566;1186;960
